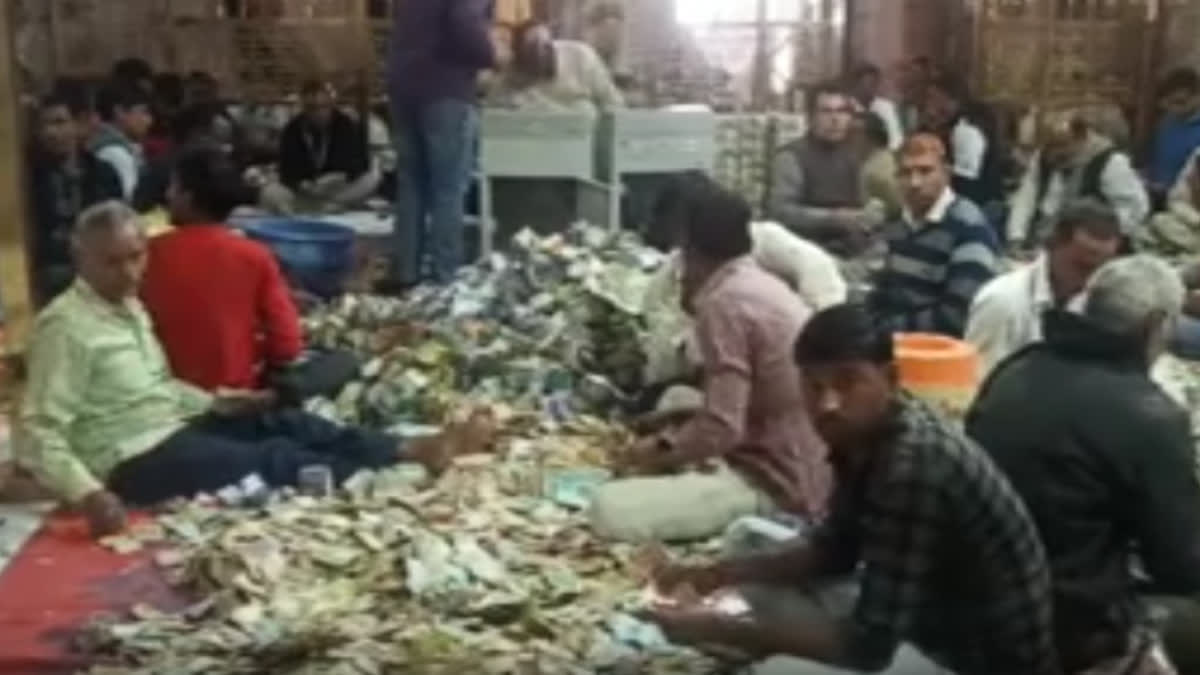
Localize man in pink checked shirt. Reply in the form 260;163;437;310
588;182;832;543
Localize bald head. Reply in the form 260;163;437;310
73;201;147;303
897;133;951;215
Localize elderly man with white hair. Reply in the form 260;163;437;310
19;202;485;539
967;255;1200;675
1006;113;1149;249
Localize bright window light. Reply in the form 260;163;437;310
675;0;807;25
676;0;737;25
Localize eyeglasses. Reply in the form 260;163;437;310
816;106;852;116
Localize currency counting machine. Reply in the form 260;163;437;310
476;108;720;253
476;110;611;255
596;108;717;231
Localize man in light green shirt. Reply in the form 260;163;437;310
20;201;479;537
22;276;213;503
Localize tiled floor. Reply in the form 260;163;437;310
0;504;50;575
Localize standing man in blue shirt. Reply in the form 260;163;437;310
1150;68;1200;200
387;0;496;288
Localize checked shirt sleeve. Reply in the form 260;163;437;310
840;461;943;670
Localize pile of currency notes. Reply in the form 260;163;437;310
80;413;720;675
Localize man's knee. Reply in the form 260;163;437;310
588;473;764;543
259;182;296;214
655;385;703;414
588;479;660;542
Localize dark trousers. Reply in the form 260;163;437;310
107;410;397;506
1155;596;1200;674
270;349;361;406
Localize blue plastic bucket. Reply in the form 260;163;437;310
233;217;356;298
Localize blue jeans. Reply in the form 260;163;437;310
391;99;479;285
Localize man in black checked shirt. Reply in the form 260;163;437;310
639;303;1060;675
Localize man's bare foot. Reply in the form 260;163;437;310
402;408;500;476
404;436;453;476
446;408;499;457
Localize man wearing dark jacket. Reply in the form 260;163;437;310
386;0;495;288
29;90;123;303
967;255;1200;675
271;81;376;213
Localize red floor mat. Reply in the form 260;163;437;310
0;513;184;675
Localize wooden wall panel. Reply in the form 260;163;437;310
972;0;1156;106
848;0;906;94
967;0;1160;145
33;1;374;100
0;2;34;354
845;0;964;97
1163;0;1200;71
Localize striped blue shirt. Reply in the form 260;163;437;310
872;190;1000;337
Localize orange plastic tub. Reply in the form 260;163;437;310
894;333;981;420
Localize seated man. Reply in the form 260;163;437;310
589;183;831;543
88;80;154;200
966;198;1122;376
583;1;632;88
267;80;378;213
849;63;904;151
641;172;848;392
142;145;299;392
870;134;999;338
968;256;1200;674
1007;113;1148;249
641;304;1059;675
768;82;883;257
19;201;470;538
134;102;239;216
29;89;123;303
1142;147;1200;258
859;112;903;219
491;19;624;114
144;73;184;162
922;74;1005;216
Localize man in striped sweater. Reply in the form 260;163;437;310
871;134;1000;337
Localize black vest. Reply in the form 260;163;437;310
1035;148;1117;210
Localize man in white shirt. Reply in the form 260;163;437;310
584;1;628;81
922;75;1002;213
493;20;624;115
950;116;988;187
850;63;904;151
966;198;1122;376
1007;113;1149;249
641;173;847;388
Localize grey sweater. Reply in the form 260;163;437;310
768;136;870;252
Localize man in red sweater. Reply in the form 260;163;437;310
142;145;302;391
